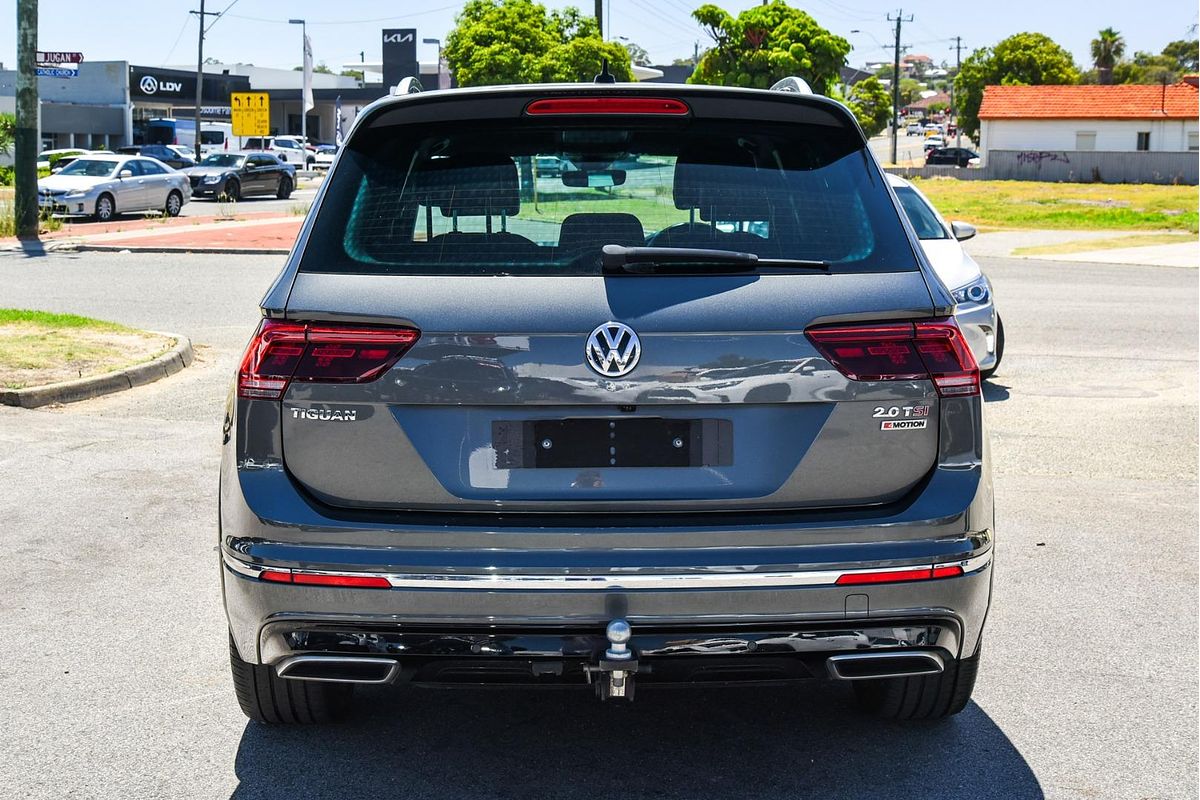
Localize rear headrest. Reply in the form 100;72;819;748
557;213;645;252
414;153;520;217
673;152;780;222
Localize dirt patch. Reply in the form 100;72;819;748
0;323;175;389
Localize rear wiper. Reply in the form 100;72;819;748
601;245;830;274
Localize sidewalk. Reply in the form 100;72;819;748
0;212;302;255
964;229;1199;268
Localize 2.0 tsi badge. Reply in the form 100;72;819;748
585;322;641;378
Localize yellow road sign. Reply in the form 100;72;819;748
231;92;270;137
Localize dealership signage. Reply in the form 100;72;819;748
129;66;251;103
382;28;419;93
35;50;83;79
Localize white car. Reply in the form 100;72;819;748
242;136;313;167
922;135;946;151
35;148;90;171
312;145;338;170
888;174;1003;377
37;154;192;221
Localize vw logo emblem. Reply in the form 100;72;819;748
139;75;159;95
586;322;641;378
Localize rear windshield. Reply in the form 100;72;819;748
300;118;918;275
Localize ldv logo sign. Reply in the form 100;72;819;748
139;75;183;95
383;32;413;43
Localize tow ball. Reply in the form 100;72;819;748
584;619;641;701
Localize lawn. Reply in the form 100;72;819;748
0;309;174;390
908;178;1199;233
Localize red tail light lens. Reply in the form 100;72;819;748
835;564;964;585
525;97;690;115
806;318;979;397
237;319;420;400
258;569;391;589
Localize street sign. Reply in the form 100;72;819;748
36;66;78;78
36;51;84;64
231;92;270;137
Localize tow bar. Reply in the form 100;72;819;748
584;619;641;701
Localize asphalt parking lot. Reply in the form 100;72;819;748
0;250;1195;799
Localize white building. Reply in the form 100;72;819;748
978;81;1199;156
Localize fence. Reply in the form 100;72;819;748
886;150;1198;185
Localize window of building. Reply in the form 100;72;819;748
1188;132;1198;152
1075;132;1096;151
1136;131;1151;151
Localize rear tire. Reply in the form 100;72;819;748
229;636;353;724
276;176;293;200
852;643;981;720
980;316;1004;380
165;190;183;217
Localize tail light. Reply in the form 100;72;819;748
805;318;979;397
237;319;420;400
525;97;690;115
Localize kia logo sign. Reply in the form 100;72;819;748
138;74;184;95
383;32;413;43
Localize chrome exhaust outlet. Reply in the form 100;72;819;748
275;655;400;684
826;651;945;681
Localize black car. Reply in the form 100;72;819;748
925;147;979;167
118;144;197;170
180;152;296;201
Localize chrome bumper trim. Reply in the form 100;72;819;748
222;550;991;591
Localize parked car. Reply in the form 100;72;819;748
116;144;196;170
923;136;946;152
37;154;190;220
905;122;922;136
221;81;992;725
888;173;1003;377
312;144;338;170
272;136;317;167
180;152;295;201
925;147;980;168
35;148;89;171
242;136;312;166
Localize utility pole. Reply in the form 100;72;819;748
190;1;218;161
951;36;964;148
14;0;38;238
594;0;603;40
887;9;912;166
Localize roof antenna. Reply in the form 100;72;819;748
594;57;617;84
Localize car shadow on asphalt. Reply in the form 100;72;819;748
229;684;1042;799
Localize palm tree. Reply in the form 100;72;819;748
1091;27;1126;84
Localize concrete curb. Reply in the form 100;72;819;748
0;334;194;409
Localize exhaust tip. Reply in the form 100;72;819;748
826;651;944;681
276;655;399;684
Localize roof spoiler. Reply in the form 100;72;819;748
770;77;814;95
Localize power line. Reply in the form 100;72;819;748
225;4;461;26
160;16;193;66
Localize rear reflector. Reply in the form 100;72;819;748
525;97;690;115
805;318;979;397
237;319;420;400
258;569;391;589
835;565;964;585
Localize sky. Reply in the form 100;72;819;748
1;0;1196;76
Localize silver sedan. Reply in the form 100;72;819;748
36;155;192;221
888;173;1004;378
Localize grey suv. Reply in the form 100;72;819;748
221;81;993;724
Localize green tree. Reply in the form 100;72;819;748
898;78;923;106
687;1;850;93
954;32;1080;138
844;76;891;137
1091;27;1125;84
623;41;651;66
1111;51;1182;85
445;0;632;86
1161;39;1199;72
0;112;14;156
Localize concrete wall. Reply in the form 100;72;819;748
887;149;1199;184
981;117;1199;154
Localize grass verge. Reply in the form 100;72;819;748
1013;232;1198;256
0;309;174;390
907;178;1198;233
